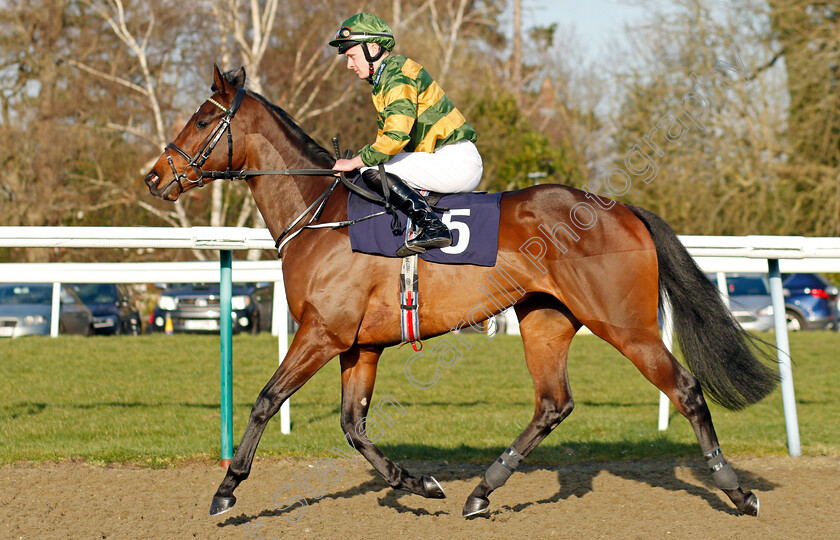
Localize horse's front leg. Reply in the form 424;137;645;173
209;316;351;515
339;346;446;499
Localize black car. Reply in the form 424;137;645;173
68;283;144;335
148;283;271;334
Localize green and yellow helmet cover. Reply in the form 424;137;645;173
329;12;395;53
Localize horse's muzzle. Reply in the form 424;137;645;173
144;170;181;201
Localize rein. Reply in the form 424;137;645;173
165;87;396;257
271;159;395;258
202;166;390;208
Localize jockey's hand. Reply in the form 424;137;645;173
334;155;364;176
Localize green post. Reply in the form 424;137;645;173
220;250;233;467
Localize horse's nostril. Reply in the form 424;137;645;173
144;172;160;187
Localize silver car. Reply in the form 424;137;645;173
0;283;94;338
707;273;775;332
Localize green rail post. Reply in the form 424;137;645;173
220;250;233;468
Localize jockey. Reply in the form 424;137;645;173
329;12;483;256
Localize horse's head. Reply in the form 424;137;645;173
145;65;249;201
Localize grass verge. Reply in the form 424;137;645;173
1;331;837;466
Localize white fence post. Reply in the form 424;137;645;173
50;282;61;338
658;298;675;431
273;280;291;434
768;258;801;456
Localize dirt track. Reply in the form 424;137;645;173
2;456;838;539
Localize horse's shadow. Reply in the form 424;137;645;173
218;441;778;528
218;459;454;528
501;456;777;518
218;476;392;527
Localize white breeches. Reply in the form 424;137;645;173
361;140;483;193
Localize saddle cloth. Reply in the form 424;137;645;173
347;184;502;267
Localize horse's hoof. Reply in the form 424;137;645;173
740;491;759;517
210;495;236;516
422;475;446;499
462;495;489;517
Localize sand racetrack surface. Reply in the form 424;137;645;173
2;456;838;539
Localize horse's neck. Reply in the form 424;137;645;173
242;131;333;240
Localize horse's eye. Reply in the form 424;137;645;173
196;119;209;129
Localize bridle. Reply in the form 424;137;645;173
160;85;400;257
163;86;351;184
164;87;246;191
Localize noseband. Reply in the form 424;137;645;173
164;87;246;190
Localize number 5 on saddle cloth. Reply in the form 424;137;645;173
346;177;502;268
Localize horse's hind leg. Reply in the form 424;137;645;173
463;294;579;516
338;346;446;499
598;325;760;516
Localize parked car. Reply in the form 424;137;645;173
67;283;143;336
706;273;775;331
836;293;840;333
782;273;838;331
147;283;271;334
0;283;94;338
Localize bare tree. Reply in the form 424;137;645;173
69;0;201;235
0;0;191;260
207;0;282;233
419;0;504;86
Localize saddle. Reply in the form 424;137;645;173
419;190;456;211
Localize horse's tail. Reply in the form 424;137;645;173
627;204;778;410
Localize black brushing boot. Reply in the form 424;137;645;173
361;169;452;257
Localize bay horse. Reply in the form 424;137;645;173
144;65;776;518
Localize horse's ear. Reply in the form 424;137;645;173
212;63;226;94
229;67;246;89
211;64;245;95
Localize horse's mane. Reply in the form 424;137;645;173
218;69;336;168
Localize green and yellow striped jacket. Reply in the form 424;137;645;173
359;54;478;166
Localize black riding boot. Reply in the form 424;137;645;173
361;169;452;256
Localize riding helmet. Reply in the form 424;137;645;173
329;12;396;55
